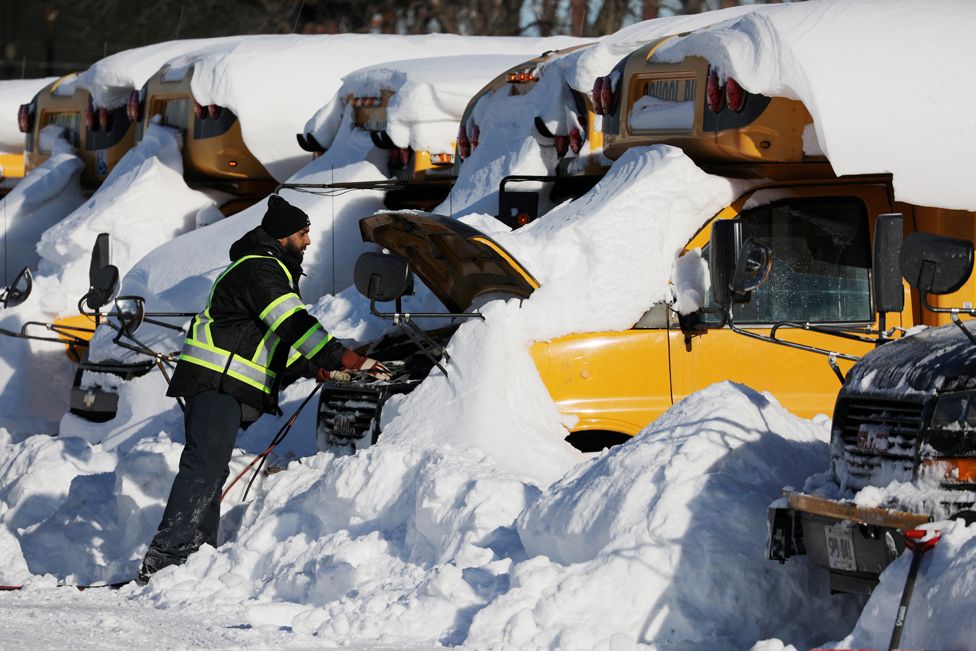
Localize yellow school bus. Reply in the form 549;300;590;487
317;38;976;458
21;74;137;190
139;64;277;215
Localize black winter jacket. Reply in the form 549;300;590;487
167;226;346;413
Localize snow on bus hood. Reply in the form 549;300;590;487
169;34;586;181
359;211;538;314
655;0;976;210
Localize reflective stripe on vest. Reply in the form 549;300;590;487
179;339;276;394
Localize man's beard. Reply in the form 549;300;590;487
282;240;305;264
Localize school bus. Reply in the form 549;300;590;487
298;86;457;211
20;74;137;190
138;63;277;215
316;37;976;458
453;44;604;228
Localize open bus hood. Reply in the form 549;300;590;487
359;212;539;313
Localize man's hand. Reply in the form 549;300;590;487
357;357;392;381
316;368;352;383
339;350;394;382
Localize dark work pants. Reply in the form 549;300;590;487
142;390;243;573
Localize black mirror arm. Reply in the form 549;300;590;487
725;307;855;384
914;289;976;346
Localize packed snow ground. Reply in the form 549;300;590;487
0;3;975;650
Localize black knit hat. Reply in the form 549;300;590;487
261;195;310;238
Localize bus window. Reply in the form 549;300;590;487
40;112;81;152
702;197;872;325
161;99;190;133
85;106;129;151
193;106;236;140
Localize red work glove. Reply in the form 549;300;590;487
340;350;393;381
316;368;352;382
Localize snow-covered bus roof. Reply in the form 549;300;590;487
157;33;589;181
0;77;57;153
306;54;545;154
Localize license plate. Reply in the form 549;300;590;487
824;523;857;571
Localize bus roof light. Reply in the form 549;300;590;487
706;68;725;113
194;101;206;120
470;125;480;151
725;77;746;113
592;77;605;115
98;107;111;132
17;104;33;133
85;98;96;131
208;104;222;119
553;134;569;157
457;124;471;160
126;90;142;123
600;76;614;116
569;127;583;154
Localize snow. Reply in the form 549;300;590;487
654;0;976;210
167;34;586;180
1;2;976;649
0;77;57;154
307;54;540;155
75;38;240;110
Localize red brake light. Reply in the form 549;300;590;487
470;125;480;151
553;134;569;157
98;107;111;131
194;101;206;120
600;77;614;116
725;77;745;113
126;90;142;123
457;124;470;160
208;104;221;119
17;104;32;133
85;99;96;130
569;127;583;154
592;77;605;115
706;68;725;113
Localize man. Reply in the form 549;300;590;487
138;194;388;583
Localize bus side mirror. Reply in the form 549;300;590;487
873;213;905;314
354;252;413;302
709;220;742;309
900;232;973;295
731;238;772;297
89;232;111;283
85;265;120;311
114;296;146;334
1;267;33;308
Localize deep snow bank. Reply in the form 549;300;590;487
102;381;859;650
824;518;976;651
34;123;219;315
382;146;734;486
